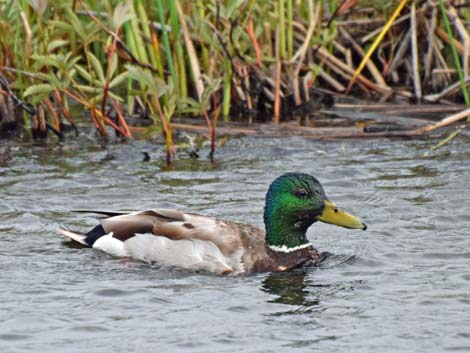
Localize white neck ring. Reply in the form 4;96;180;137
268;243;313;253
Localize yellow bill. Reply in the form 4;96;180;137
317;200;367;230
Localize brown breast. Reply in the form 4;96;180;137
233;221;322;274
247;246;321;274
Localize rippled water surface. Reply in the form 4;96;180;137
1;132;470;353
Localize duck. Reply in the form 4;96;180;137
59;172;366;275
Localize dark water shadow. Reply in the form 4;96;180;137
261;269;323;315
261;253;366;316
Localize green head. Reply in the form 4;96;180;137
263;173;366;250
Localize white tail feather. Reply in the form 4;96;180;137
58;229;88;246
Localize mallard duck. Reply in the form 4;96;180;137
59;172;366;275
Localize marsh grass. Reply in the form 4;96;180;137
1;0;470;159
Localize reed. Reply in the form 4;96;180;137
438;0;470;107
1;0;469;155
222;59;232;121
155;0;177;88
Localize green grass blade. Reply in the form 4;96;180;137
438;0;470;108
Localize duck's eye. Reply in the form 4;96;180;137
295;189;309;198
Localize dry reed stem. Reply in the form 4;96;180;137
301;71;312;100
335;103;464;114
53;91;72;127
359;4;429;44
239;61;254;110
19;12;32;62
338;27;387;87
291;0;318;106
289;0;318;64
316;55;364;92
333;40;350;57
431;35;452;85
264;22;273;58
435;27;465;54
318;70;345;92
424;10;438;83
412;107;470;134
424;75;470;102
316;47;391;95
42;98;60;132
410;2;422;100
336;19;384;26
446;6;469;77
274;29;281;124
388;29;411;75
175;0;204;101
101;30;119;118
346;0;408;94
36;105;47;137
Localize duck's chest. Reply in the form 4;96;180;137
245;246;322;273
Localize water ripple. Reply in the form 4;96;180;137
0;135;469;353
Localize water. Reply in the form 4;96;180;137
1;132;470;353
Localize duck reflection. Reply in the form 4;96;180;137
261;269;320;309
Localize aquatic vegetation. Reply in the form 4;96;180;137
1;0;469;157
